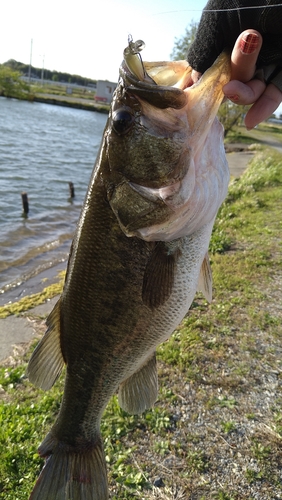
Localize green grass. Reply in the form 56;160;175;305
30;82;96;100
227;120;282;145
0;272;65;318
0;147;282;498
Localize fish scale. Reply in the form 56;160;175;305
27;38;230;499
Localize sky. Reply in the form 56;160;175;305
2;0;282;116
1;0;207;82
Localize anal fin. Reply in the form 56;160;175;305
142;240;181;309
26;298;65;390
118;353;158;415
197;252;212;303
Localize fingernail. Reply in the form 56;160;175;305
240;33;259;54
226;94;239;102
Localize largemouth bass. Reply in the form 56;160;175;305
27;37;230;499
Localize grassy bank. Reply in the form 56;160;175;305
4;91;110;114
227;120;282;146
0;146;281;499
32;94;109;113
2;80;110;114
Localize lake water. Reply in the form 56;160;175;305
0;97;108;300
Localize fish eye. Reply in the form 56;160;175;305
112;109;134;135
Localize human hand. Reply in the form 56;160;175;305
191;29;282;130
223;29;282;129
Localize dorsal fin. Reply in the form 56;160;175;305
26;298;65;390
197;252;213;303
118;353;158;415
142;241;182;310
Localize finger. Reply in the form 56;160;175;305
244;83;282;129
230;29;263;82
223;78;266;105
191;69;202;84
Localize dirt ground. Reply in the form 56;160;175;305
227;152;252;177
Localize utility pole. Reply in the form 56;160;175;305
40;54;45;85
28;39;33;82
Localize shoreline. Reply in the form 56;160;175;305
32;94;110;113
0;260;66;307
2;93;110;113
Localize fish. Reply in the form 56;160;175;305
26;36;230;499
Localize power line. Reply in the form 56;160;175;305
156;4;282;15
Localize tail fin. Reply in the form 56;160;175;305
29;432;109;500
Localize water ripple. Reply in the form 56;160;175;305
0;97;107;294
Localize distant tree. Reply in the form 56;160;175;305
0;65;30;98
4;59;19;70
218;101;247;137
3;60;98;87
170;20;198;61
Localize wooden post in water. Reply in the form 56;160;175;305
21;192;29;215
69;182;75;198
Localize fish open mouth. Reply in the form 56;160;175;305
122;35;192;89
119;35;192;110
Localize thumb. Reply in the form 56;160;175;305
230;29;263;82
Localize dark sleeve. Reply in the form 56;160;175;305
263;65;282;92
271;70;282;91
187;0;282;73
186;0;240;73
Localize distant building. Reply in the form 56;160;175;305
95;80;117;104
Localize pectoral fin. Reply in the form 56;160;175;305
142;241;182;309
26;299;65;390
118;353;158;415
197;252;213;303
